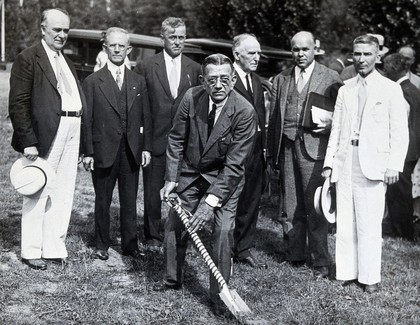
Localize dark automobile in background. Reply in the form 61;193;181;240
63;29;205;82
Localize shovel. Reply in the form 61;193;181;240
166;197;267;325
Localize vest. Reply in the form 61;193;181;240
283;73;311;140
111;74;128;135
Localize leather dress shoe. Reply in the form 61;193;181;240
365;284;379;294
122;249;146;259
234;256;268;269
152;281;182;292
95;249;109;260
43;257;67;265
22;258;47;270
313;266;330;278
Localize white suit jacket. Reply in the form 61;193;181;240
324;70;409;182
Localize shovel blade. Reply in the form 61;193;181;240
219;287;251;318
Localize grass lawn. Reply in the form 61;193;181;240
0;67;419;324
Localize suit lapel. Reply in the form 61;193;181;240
35;44;59;93
280;69;293;119
99;67;119;115
234;71;253;104
195;92;209;148
203;94;234;155
125;68;137;112
251;72;261;108
307;62;324;93
154;52;173;100
178;56;193;97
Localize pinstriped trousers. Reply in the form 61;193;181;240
21;116;81;259
335;146;385;285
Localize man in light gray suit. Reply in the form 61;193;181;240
268;31;342;277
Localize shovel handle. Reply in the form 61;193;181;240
166;198;227;289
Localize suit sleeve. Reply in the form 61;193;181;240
323;86;344;169
206;107;257;204
8;52;38;152
165;90;191;182
267;74;281;162
387;84;409;171
82;76;94;156
140;77;153;152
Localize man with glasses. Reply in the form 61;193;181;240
134;17;201;253
82;27;152;261
158;54;257;313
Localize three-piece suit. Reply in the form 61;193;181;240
82;64;152;253
268;62;342;267
9;41;86;259
164;87;257;300
324;70;408;284
134;52;201;246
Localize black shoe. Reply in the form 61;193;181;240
43;257;67;265
364;283;379;294
122;249;146;259
234;256;268;269
152;281;182;292
313;266;329;278
95;249;109;260
287;260;305;267
22;258;47;270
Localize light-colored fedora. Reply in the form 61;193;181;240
10;157;56;197
314;177;336;223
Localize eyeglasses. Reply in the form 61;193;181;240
205;76;232;87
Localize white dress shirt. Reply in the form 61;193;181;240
233;62;252;92
294;60;315;86
163;50;182;90
107;60;126;85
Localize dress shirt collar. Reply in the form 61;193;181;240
357;69;380;86
397;75;409;84
163;50;182;65
209;96;228;124
41;39;60;63
233;62;252;90
107;60;125;81
294;60;315;82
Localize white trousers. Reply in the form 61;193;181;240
335;147;385;285
21;117;81;259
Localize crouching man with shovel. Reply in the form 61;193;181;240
159;54;259;320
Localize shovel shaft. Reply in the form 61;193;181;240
168;199;227;289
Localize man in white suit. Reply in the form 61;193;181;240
322;35;409;293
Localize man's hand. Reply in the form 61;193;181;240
189;200;214;233
142;151;151;167
312;122;331;134
83;157;94;171
384;169;399;184
321;167;332;179
23;146;39;161
160;181;178;201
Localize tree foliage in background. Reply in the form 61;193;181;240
4;0;420;63
350;0;420;53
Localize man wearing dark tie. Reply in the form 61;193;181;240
135;17;201;252
231;33;267;268
158;54;257;313
82;27;152;261
8;8;86;270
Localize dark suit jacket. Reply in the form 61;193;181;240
233;71;266;149
165;87;257;205
400;79;420;162
82;65;152;168
268;62;342;166
9;42;86;157
134;52;201;156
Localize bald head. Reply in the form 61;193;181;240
291;31;316;69
399;46;416;68
40;8;70;52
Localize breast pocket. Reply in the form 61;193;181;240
218;134;233;156
371;103;387;123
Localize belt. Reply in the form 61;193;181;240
351;139;359;146
61;110;82;117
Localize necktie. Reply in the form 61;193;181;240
245;74;253;99
116;68;122;90
54;52;72;95
169;59;178;99
357;79;368;130
208;103;217;139
296;69;305;93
